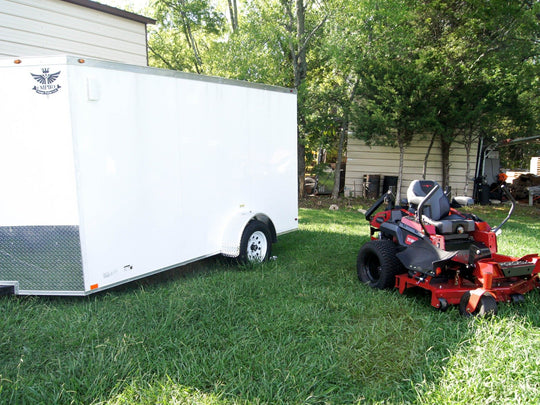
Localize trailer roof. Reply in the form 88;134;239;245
75;56;297;95
0;55;297;94
59;0;156;25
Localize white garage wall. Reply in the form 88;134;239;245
345;135;479;198
0;0;153;65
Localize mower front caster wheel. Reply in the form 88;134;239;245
458;292;498;317
437;298;449;312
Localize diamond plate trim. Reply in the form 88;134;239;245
0;226;84;292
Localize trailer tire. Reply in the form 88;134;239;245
357;240;401;289
238;220;272;264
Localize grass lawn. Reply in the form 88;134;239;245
0;200;539;404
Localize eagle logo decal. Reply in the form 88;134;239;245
31;68;62;95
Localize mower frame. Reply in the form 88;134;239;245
358;182;540;316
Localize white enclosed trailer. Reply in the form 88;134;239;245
0;55;298;296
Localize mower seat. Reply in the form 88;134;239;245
407;180;475;235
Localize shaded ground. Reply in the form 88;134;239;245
299;195;370;211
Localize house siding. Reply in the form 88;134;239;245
531;157;540;175
345;135;478;198
0;0;150;65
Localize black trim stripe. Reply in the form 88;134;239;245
59;0;156;25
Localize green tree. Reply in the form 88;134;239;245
301;59;359;199
331;0;433;199
149;0;226;73
208;0;328;197
418;0;540;187
205;1;293;85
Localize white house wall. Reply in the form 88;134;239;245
345;135;478;198
0;0;149;65
531;157;540;175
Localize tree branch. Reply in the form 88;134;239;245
147;43;175;70
299;15;328;54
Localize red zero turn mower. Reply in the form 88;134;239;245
357;180;540;316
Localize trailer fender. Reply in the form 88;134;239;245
220;213;277;258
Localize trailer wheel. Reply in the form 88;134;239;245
459;292;498;317
238;220;271;264
357;240;401;289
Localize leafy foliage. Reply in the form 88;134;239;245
149;0;226;73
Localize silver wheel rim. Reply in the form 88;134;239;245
246;231;268;262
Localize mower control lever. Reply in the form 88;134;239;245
364;189;394;221
492;184;516;235
416;183;441;238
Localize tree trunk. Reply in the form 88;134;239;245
298;136;306;198
463;128;474;195
227;0;238;32
397;137;405;202
331;122;347;199
463;142;471;195
440;133;451;190
294;0;307;89
422;132;436;180
294;0;307;198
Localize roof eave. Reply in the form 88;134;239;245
59;0;156;25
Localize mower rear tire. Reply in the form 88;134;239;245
459;291;498;317
357;240;402;289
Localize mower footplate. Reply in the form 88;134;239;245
396;239;456;274
498;261;536;278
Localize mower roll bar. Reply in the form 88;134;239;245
415;183;514;236
491;184;516;234
416;183;441;238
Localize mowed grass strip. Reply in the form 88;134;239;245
0;202;539;404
